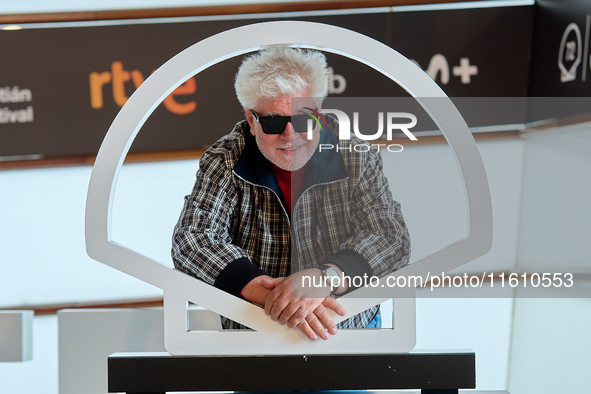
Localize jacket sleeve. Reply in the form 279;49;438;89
171;167;266;297
335;146;411;280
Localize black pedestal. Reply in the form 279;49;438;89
108;350;476;394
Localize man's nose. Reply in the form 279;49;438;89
281;121;298;141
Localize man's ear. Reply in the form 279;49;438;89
244;108;256;136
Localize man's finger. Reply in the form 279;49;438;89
314;304;337;336
269;293;291;321
278;303;301;326
285;306;308;328
306;312;330;340
322;297;346;316
264;288;282;316
296;320;318;341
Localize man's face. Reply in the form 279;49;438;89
245;94;321;171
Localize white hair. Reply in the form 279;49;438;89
234;45;329;110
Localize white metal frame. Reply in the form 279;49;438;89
85;21;492;355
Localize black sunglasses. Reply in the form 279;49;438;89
251;109;318;135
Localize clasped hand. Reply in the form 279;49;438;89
260;269;346;341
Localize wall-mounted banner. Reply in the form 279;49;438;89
530;0;591;96
0;3;533;161
528;0;591;121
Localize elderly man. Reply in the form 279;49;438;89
172;45;410;341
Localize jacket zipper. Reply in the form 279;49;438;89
232;171;291;226
233;170;349;273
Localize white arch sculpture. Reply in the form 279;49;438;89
85;21;492;355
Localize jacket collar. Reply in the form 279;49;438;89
233;122;349;193
232;123;282;196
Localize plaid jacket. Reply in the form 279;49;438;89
172;117;410;329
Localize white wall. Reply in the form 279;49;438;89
0;165;163;307
507;123;591;394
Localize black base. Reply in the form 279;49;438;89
108;350;475;393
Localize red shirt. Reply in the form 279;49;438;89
271;163;307;217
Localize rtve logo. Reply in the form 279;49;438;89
89;61;197;115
